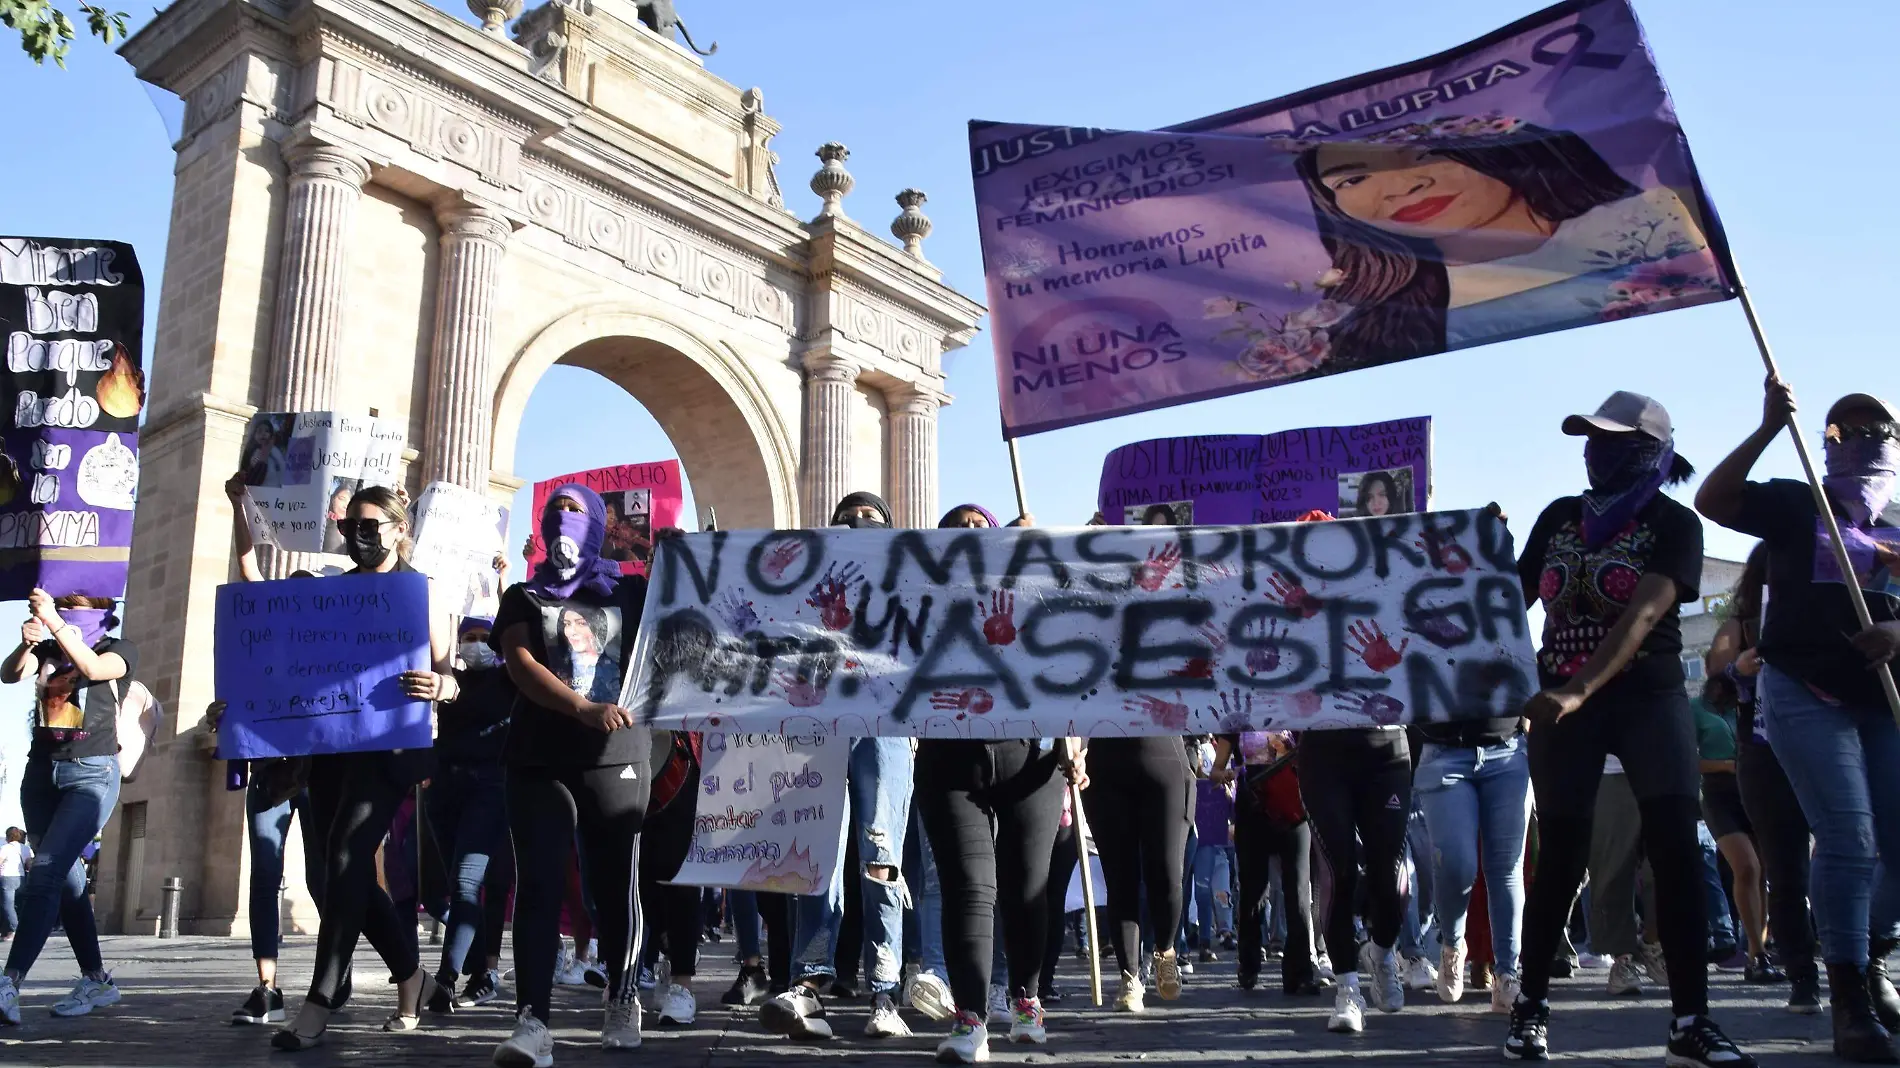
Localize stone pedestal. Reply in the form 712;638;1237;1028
422;201;510;490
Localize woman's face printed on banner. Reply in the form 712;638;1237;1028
1314;143;1522;241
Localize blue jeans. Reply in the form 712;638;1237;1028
1413;735;1532;975
0;875;20;935
1400;807;1435;957
246;779;322;960
731;890;763;961
1698;821;1735;950
5;754;118;979
426;763;511;978
792;738;912;996
1762;665;1900;964
1190;843;1231;949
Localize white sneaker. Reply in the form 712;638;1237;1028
1490;971;1521;1015
1608;954;1646;996
602;990;642;1050
906;970;955;1023
1577;951;1614;970
657;983;696;1026
1638;941;1668;985
1404;954;1439;992
51;974;122;1017
1009;997;1047;1045
553;945;587;987
1153;951;1183;1000
936;1011;990;1064
0;975;20;1027
1438;943;1467;1004
493;1010;555;1068
760;986;833;1041
1328;984;1367;1033
1114;971;1145;1013
986;984;1011;1026
865;992;910;1037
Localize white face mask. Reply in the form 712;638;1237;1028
459;642;500;671
551;534;581;578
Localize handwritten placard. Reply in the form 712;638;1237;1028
213;571;433;759
409;481;508;619
668;733;848;894
526;460;685;578
238;410;405;554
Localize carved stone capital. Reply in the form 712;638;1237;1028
887;381;944;418
803;350;859;386
283;141;371;189
437;201;514;246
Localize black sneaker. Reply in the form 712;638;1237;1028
1504;997;1550;1061
231;984;285;1025
827;978;859;1000
1549;956;1577;979
1666;1015;1757;1068
722;965;769;1007
456;969;501;1008
1039;985;1064;1006
1788;962;1822;1015
1744;954;1786;984
1237;961;1259;991
760;986;832;1041
424;972;456;1014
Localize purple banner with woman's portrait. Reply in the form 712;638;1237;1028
1098;418;1431;525
973;0;1735;438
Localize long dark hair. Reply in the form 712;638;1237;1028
1295;123;1640;368
1731;543;1768;646
1355;471;1401;516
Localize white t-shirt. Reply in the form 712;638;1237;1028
0;840;31;878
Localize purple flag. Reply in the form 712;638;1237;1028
0;237;145;598
1099;419;1431;525
973;0;1734;438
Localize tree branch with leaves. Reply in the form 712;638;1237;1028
3;0;129;67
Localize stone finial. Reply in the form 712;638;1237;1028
468;0;523;33
891;189;932;257
810;142;854;219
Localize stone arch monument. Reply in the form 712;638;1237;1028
102;0;982;935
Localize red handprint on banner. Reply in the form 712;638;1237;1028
1266;572;1323;619
982;589;1018;646
1346;619;1409;673
1169;623;1228;679
761;537;806;580
805;562;863;630
929;686;994;716
1123;694;1189;731
1416;533;1473;575
1134;543;1182;592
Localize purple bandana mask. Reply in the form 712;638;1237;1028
1580;435;1673;550
526;485;622;600
1823;436;1900;528
58;608;112;649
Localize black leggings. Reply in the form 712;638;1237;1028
1041;819;1077;995
1737;736;1815;969
916;739;1064;1010
304;752;421;1009
1298;729;1410;972
508;762;650;1022
639;765;702;980
1236;805;1314;985
1521;682;1707;1017
1082;737;1191;980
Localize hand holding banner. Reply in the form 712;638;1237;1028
623;510;1535;738
213;571;434;759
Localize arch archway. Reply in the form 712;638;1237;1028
494;307;800;530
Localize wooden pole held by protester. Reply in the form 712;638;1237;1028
1007;438;1031;521
1069;780;1103;1007
1731;271;1900;726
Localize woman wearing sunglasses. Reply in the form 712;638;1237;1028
270;483;458;1050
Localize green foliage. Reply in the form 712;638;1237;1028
3;0;129;67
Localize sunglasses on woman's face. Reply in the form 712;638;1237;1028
335;518;389;539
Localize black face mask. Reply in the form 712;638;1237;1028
343;525;392;569
838;515;889;529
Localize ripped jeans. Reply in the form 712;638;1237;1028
792;737;913;997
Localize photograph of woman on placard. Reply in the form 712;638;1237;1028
1274;116;1727;375
1126;500;1195;526
239;416;294;488
1338;468;1415;519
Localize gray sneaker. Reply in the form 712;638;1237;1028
493;1010;555;1068
1608;954;1646;996
1362;943;1403;1013
602;990;642;1050
760;986;832;1041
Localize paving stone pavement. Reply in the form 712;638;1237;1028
0;935;1854;1066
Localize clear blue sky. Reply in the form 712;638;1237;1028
2;0;1895;580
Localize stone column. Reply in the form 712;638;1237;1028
887;382;940;528
422;201;510;490
801;351;857;525
265;141;371;411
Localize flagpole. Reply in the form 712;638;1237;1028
1007;438;1031;520
1729;268;1900;726
1069;781;1104;1008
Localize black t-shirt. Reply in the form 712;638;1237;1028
1517;494;1703;692
436;665;512;767
31;637;139;762
1729;478;1900;708
495;576;649;769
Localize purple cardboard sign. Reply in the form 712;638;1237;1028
0;237;144;598
972;0;1734;438
1099;418;1431;525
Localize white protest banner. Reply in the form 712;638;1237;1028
409;481;508;619
237;411;404;553
669;733;849;894
622;508;1536;738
